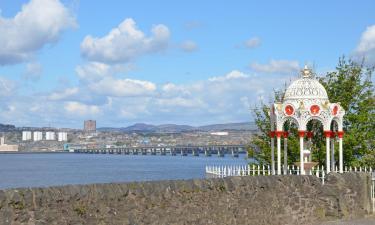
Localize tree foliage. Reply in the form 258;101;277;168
249;57;375;167
320;57;374;167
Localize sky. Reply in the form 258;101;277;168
0;0;374;128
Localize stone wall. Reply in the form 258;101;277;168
0;173;372;225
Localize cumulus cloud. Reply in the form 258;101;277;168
0;0;77;65
76;62;134;83
80;18;170;64
244;37;261;49
180;40;198;52
75;62;112;82
64;101;100;116
208;70;249;82
88;77;156;97
48;87;79;101
353;24;375;66
250;59;299;74
0;67;296;127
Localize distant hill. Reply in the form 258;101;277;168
198;122;256;131
98;122;257;133
0;123;16;132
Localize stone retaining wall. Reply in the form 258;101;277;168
0;173;372;225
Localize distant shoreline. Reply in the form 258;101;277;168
0;151;69;154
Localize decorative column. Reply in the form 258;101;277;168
337;131;344;173
330;131;335;172
276;131;283;175
298;131;305;175
324;131;331;173
283;131;288;174
269;131;275;175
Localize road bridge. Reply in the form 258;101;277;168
74;145;247;157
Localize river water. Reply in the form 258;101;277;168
0;153;249;189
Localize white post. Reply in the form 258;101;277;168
324;131;331;173
271;132;275;175
338;131;344;173
331;136;335;172
276;131;282;175
299;131;305;175
284;132;288;175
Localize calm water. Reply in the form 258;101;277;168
0;153;248;189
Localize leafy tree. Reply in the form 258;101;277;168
249;57;375;168
320;57;374;167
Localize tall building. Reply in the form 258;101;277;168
84;120;96;132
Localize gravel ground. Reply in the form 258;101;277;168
319;216;375;225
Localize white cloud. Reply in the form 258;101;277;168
208;70;249;82
75;62;111;82
64;101;100;116
244;37;261;48
180;40;198;52
48;87;79;101
0;0;77;65
88;77;156;97
76;62;135;83
0;68;297;127
250;59;299;74
354;24;375;65
155;97;205;108
80;18;170;64
0;77;16;96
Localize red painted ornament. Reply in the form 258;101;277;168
285;105;294;116
332;105;338;115
310;105;320;115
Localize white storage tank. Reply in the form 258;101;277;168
58;132;68;142
33;131;43;141
45;131;55;141
22;131;32;141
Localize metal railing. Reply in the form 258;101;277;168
206;165;374;185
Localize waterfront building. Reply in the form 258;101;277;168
22;131;32;141
0;136;18;152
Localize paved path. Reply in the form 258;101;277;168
319;216;375;225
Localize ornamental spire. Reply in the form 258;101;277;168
301;65;313;78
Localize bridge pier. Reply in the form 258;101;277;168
204;147;212;157
181;148;187;156
231;147;239;158
217;147;224;157
192;148;199;156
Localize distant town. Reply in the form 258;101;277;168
0;120;257;152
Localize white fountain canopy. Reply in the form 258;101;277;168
269;65;346;175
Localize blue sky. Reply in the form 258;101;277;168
0;0;374;128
